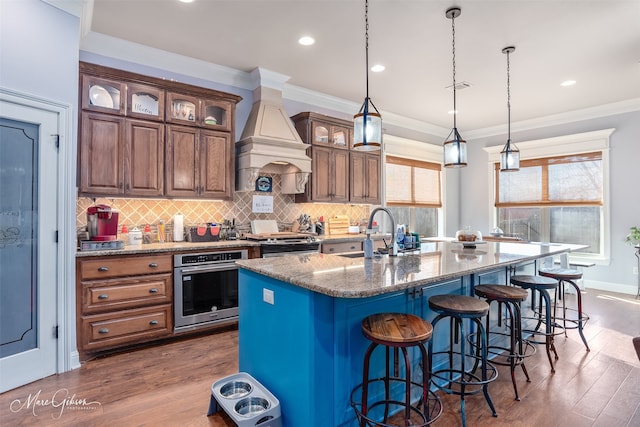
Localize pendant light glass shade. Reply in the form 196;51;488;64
443;7;467;168
353;0;382;151
500;46;520;171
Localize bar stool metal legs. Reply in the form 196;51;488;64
539;268;590;351
351;313;442;427
510;275;559;372
473;284;535;401
427;295;497;427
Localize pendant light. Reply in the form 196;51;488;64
443;7;467;168
353;0;382;152
500;46;520;171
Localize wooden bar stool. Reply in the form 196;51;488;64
473;285;535;401
351;313;442;427
510;275;559;372
428;295;497;427
538;267;590;351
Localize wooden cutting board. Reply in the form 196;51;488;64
327;215;350;235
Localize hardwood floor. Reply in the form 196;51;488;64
1;289;639;426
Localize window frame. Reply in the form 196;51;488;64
483;128;613;264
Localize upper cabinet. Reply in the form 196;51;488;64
291;112;381;204
78;62;241;200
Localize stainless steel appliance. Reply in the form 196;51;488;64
247;219;320;257
173;249;247;332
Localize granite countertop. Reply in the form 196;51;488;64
236;241;583;298
75;240;260;257
76;233;388;257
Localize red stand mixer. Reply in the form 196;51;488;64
87;204;119;241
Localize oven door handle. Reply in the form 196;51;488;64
177;265;239;275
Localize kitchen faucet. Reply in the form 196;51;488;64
366;207;398;256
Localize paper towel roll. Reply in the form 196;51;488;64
173;214;184;242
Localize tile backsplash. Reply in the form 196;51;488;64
76;174;370;234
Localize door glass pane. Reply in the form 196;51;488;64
0;118;38;357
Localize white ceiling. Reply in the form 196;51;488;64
84;0;640;135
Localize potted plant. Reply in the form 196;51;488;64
625;226;640;247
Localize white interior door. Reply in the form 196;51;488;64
0;100;59;392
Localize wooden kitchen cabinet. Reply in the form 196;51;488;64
350;151;381;204
76;253;173;359
78;62;240;200
165;125;233;199
79;113;164;197
292;112;352;203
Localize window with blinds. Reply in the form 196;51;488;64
495;152;604;254
386;156;442;207
496;152;603;207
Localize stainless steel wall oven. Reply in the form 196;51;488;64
173;249;247;332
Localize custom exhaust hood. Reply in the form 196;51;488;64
236;68;311;193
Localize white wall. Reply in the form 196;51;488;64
1;0;81;369
460;111;640;293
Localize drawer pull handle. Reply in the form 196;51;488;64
329;247;335;252
98;328;109;334
149;288;158;294
97;266;109;272
350;246;356;250
149;320;159;326
148;262;158;268
98;294;109;300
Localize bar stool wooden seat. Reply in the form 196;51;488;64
538;267;590;351
351;313;442;427
473;284;535;401
510;275;559;372
428;295;497;427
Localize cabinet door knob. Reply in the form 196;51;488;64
98;266;109;272
149;288;158;294
149;320;159;326
98;328;109;334
148;262;158;268
98;294;109;300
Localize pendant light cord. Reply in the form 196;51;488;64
365;0;370;101
506;49;511;143
451;12;457;130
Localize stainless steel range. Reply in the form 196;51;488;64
173;249;247;332
246;219;320;258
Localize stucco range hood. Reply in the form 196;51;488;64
236;68;311;194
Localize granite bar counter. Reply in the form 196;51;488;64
236;241;580;426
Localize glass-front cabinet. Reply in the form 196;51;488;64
127;83;164;121
81;75;125;115
201;99;231;131
311;122;350;148
166;92;199;125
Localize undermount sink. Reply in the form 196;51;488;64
337;252;365;258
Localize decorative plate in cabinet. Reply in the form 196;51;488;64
82;75;125;114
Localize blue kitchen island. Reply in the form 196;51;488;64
236;241;579;427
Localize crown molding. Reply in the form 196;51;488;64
41;0;85;17
468;98;640;140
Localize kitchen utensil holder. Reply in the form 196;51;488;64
208;372;282;427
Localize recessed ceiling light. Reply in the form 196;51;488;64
298;36;315;46
371;64;385;72
448;110;458;115
561;80;576;87
178;0;194;3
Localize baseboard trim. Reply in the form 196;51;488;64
584;280;637;296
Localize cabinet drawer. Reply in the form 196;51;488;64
82;273;172;313
81;304;172;352
79;254;172;279
321;241;362;254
